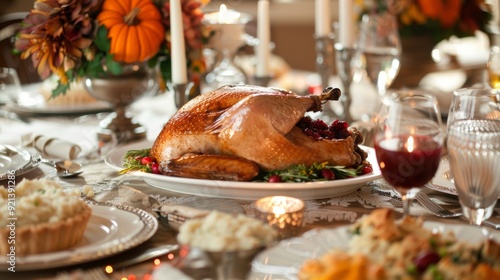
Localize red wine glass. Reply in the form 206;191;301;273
374;91;444;216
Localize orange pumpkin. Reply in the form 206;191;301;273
97;0;165;63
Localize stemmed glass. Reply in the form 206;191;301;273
447;119;500;226
374;91;444;216
0;67;22;105
357;12;401;109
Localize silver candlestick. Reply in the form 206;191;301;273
252;75;273;87
315;34;338;122
334;43;356;124
168;82;195;109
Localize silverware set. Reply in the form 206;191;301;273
415;191;462;218
415;188;500;229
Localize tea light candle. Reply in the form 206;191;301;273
202;5;252;54
203;4;243;24
170;0;188;84
254;196;304;239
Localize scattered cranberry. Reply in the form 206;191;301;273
297;116;313;129
329;120;350;139
320;169;335;180
304;128;322;140
330;120;348;130
361;165;373;174
311;119;328;130
414;251;441;273
268;175;282;183
151;162;161;174
141;156;153;165
297;117;351;140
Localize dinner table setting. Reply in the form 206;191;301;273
1;0;500;279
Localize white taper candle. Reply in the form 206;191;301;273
339;0;355;47
170;0;188;84
256;0;271;77
315;0;331;37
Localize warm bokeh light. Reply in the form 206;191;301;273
105;265;113;274
154;258;161;266
167;253;175;260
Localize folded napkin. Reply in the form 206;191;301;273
152;263;194;280
22;133;82;160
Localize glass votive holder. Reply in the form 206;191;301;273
254;196;305;239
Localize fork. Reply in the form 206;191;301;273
416;191;500;229
415;192;462;218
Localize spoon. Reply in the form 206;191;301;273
40;158;84;178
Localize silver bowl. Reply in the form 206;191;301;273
175;244;269;279
84;63;158;143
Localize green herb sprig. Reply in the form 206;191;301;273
257;162;363;182
120;148;151;174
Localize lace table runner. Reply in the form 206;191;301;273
20;158;429;229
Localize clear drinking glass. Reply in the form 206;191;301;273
357;12;402;100
447;119;500;225
447;87;500;128
487;45;500;90
0;67;22;105
374;91;444;216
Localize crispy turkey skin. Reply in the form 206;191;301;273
151;84;365;181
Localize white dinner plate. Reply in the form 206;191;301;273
5;84;112;115
0;203;158;271
249;222;500;280
105;141;382;200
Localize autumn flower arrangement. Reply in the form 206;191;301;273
14;0;210;97
356;0;492;43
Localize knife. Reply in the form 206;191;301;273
0;109;31;123
111;244;180;270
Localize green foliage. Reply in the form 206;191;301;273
159;56;172;84
94;25;110;52
50;70;74;98
258;162;361;182
120;149;152;174
50;25;123;96
105;54;122;75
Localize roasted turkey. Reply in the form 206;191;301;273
151;85;366;181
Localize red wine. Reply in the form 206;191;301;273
375;135;442;189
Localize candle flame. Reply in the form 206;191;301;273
406;135;415;153
218;4;227;22
272;205;286;215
